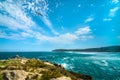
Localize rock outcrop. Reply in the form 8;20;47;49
0;57;92;80
2;70;28;80
51;76;71;80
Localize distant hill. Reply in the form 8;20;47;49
53;46;120;52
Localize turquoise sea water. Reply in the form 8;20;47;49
0;52;120;80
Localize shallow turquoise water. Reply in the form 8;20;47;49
0;52;120;80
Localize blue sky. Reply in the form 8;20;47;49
0;0;120;51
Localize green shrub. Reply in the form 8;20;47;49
40;70;62;80
0;74;3;80
24;59;47;68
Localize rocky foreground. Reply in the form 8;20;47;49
0;56;92;80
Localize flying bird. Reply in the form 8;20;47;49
36;11;43;17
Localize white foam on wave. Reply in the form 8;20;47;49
69;66;74;70
61;63;68;68
60;63;74;70
84;56;120;60
71;58;75;61
101;60;108;66
65;51;97;54
65;51;74;53
73;52;97;54
93;60;108;66
63;57;69;60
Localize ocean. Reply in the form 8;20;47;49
0;52;120;80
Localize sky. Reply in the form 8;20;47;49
0;0;120;51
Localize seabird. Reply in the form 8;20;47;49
36;11;43;16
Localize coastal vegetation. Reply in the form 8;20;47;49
0;56;92;80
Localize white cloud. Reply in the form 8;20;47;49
0;15;32;30
0;30;7;39
35;26;93;44
78;35;94;40
0;0;94;44
23;0;58;35
0;1;37;31
103;6;119;21
0;0;45;40
84;17;94;23
103;18;112;21
112;0;119;4
27;0;58;35
0;26;94;44
21;32;31;37
75;26;91;35
109;7;119;17
0;30;24;40
47;33;78;44
42;16;59;35
0;0;58;41
0;0;58;36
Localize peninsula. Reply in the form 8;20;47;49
53;46;120;52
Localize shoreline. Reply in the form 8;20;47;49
0;55;92;80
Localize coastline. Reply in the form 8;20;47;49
0;55;92;80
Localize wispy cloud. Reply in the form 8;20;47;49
0;0;59;42
0;26;94;44
75;26;91;35
109;7;119;17
112;0;119;4
0;1;36;31
0;0;94;44
103;18;112;21
0;0;58;35
84;17;94;23
42;33;78;44
35;26;94;44
0;0;45;40
0;30;24;40
78;35;94;40
103;6;119;21
42;16;59;35
23;0;58;35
